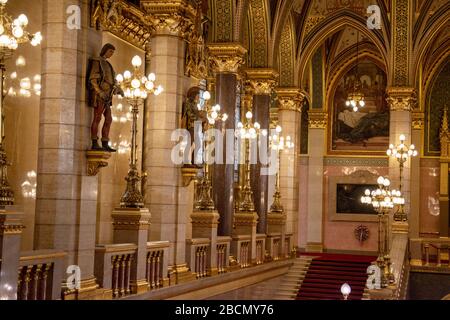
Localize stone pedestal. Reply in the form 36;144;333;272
0;209;24;300
233;211;258;264
112;208;151;294
191;210;220;275
267;212;287;256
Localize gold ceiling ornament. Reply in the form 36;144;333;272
386;87;417;112
91;0;151;49
141;0;196;37
412;111;425;130
275;88;304;113
308;111;328;129
207;43;247;74
184;0;208;80
245;69;279;96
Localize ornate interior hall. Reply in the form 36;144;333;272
0;0;449;301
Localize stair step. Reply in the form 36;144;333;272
307;270;368;277
300;283;366;290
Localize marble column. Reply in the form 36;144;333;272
275;88;303;248
410;111;424;238
386;88;416;226
246;69;278;235
34;0;101;299
208;43;247;236
143;1;196;284
305;111;327;252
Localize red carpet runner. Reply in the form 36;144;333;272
296;253;375;300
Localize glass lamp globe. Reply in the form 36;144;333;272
341;283;351;300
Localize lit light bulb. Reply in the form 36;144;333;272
145;81;154;91
18;14;28;26
15;55;26;66
10;72;17;79
131;55;142;68
131;79;141;89
359;100;365;107
254;122;260;130
353;106;358;112
345;101;350;107
20;77;31;90
148;73;156;81
0;35;9;46
276;125;282;133
377;176;384;185
203;91;211;100
399;134;406;142
116;74;124;83
123;70;131;79
246;111;253;119
222;114;228;121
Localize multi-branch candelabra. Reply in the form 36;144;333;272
0;0;42;206
235;111;266;212
387;134;418;222
361;176;403;287
116;55;163;208
194;90;228;210
269;126;294;213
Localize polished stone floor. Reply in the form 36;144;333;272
205;275;286;300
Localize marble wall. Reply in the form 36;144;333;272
4;0;42;250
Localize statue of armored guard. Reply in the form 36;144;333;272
87;43;124;152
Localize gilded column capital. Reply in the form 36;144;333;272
245;69;279;95
141;0;196;37
308;110;328;129
386;87;417;111
207;43;247;74
412;111;425;130
275;87;305;113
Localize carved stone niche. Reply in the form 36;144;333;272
86;150;112;176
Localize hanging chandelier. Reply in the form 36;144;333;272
345;30;365;112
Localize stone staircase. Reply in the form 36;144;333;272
273;256;315;300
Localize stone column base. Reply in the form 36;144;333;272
62;277;101;300
392;221;409;234
173;263;197;284
130;279;150;295
306;242;324;253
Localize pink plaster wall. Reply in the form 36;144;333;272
322;165;388;253
419;159;441;236
298;159;309;248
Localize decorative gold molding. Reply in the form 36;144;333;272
181;166;200;187
111;208;151;231
184;1;208;80
392;0;410;86
275;88;304;113
191;210;220;228
386;87;417;111
91;0;151;49
142;0;197;37
440;106;450;158
308;111;328;129
245;68;278;95
233;211;258;227
208;43;247;74
86;150;111;176
412;111;425;130
248;0;268;68
267;212;286;226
